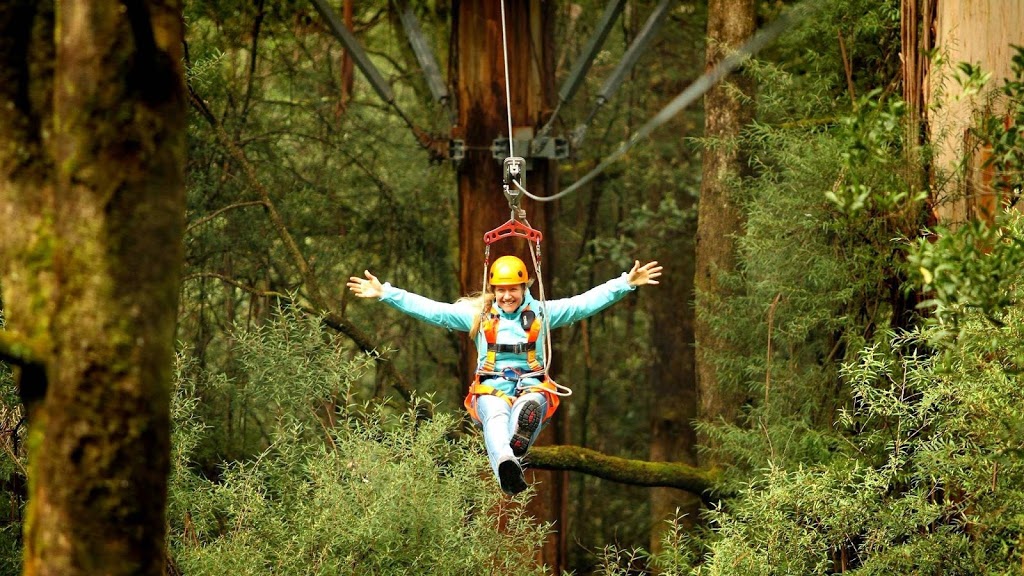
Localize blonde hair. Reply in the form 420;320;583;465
456;291;496;339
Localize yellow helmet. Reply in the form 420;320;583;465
489;255;529;286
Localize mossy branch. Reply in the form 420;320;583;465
0;331;47;368
527;444;727;501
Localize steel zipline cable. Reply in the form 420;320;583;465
500;0;516;159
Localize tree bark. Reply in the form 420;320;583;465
648;211;700;553
693;0;755;449
925;0;1024;223
0;2;186;574
451;1;563;571
528;445;722;500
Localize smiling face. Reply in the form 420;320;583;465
493;284;525;313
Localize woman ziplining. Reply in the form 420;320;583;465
346;256;662;495
343;0;664;496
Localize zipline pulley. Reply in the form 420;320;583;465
502;156;526;210
482;157;543;292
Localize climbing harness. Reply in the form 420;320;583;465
464;303;561;421
468;161;573;420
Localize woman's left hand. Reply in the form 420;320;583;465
627;260;663;287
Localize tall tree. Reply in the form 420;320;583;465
693;0;755;447
451;0;564;570
0;2;186;574
647;206;700;552
921;0;1024;222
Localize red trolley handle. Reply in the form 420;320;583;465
483;219;543;245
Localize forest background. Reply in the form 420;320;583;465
2;0;1024;575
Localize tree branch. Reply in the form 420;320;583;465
184;272;417;404
182;272;290;299
187;85;417;405
527;445;727;501
186;200;267;233
0;331;47;368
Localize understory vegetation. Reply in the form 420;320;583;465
166;310;549;575
599;21;1024;576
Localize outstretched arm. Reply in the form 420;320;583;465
347;270;384;299
545;260;664;328
626;260;662;287
345;270;473;332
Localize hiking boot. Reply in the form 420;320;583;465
497;457;527;495
510;399;542;457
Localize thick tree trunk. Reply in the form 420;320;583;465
693;0;755;449
0;2;186;575
923;0;1024;223
451;1;563;571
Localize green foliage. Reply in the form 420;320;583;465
180;0;459;402
910;216;1024;330
698;50;928;478
912;49;1024;332
617;211;1024;574
0;360;21;576
168;308;549;575
686;300;1024;575
976;46;1024;190
601;37;1024;576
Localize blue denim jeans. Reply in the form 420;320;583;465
474;392;548;481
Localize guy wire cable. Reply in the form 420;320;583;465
520;0;821;203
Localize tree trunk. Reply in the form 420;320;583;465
647;209;700;554
693;0;755;447
923;0;1024;223
0;2;186;575
451;1;563;571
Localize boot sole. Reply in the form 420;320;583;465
510;400;542;457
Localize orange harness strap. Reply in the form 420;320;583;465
464;377;560;422
464;304;560;422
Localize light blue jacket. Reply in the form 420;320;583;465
378;274;635;397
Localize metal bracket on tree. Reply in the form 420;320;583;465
491;136;569;163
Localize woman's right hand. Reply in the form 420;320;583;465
346;270;384;299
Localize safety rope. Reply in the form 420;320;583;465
524;222;571;398
493;1;570;397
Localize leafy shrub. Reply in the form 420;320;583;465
168;308;550;575
0;314;23;576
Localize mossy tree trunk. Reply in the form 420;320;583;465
0;2;185;575
693;0;755;453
